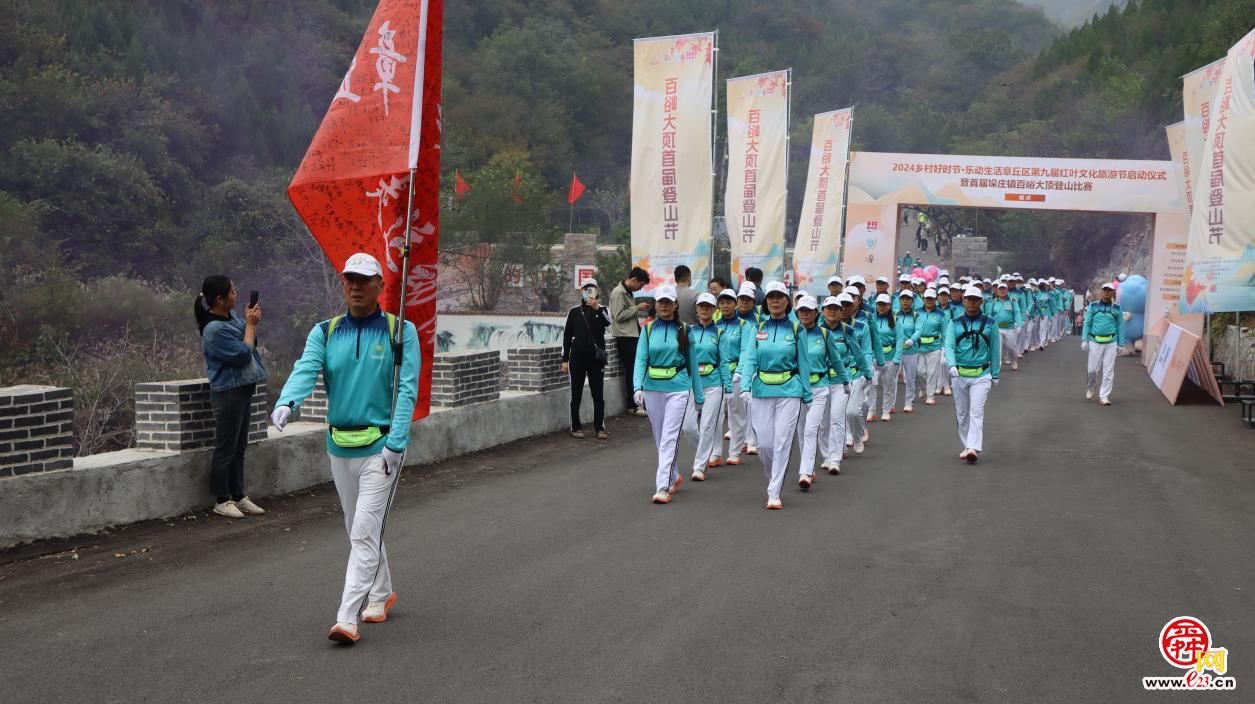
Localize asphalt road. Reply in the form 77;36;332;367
2;344;1252;703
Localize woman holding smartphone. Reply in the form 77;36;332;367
195;275;267;519
562;281;612;439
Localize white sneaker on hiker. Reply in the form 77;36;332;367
213;501;244;519
235;497;265;515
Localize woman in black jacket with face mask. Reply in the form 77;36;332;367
562;282;612;439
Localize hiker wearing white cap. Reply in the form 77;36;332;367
846;278;884;439
1055;279;1071;342
826;275;845;298
874;275;891;299
839;292;877;454
894;290;922;413
710;289;751;466
1082;283;1124;405
823;294;870;473
739;282;813;509
1034;280;1055;350
1022;279;1040;352
273;252;421;644
633;286;705;504
734;283;762;454
869;292;902;422
794;295;849;489
945;286;1000;463
989;282;1023;372
917;289;948;404
681;293;730;481
898;275;921;309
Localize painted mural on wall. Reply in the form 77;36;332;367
436;314;567;354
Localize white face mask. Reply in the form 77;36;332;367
581;287;599;302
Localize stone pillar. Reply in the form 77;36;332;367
561;233;598;310
603;335;621;379
0;385;74;477
430;351;502;407
135;380;268;452
504;346;567;392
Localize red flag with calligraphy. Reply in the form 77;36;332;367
567;173;586;205
454;169;470;199
288;0;443;420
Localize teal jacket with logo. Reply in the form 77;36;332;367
633;319;704;403
915;308;949;353
944;313;1001;380
988;296;1023;329
854;310;886;367
689;322;732;392
1082;301;1125;345
824;320;866;383
740;317;813;402
799;323;839;388
278;308;421;458
715;316;751;387
895;309;922;358
873;313;903;364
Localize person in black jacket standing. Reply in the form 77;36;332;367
562;281;612;439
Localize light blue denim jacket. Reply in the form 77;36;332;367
201;312;267;392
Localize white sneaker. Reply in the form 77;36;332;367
766;497;783;510
880;412;892;422
866;411;876;422
724;431;731;440
1086;389;1095;400
361;593;397;623
918;390;925;400
853;439;865;455
213;501;244;519
691;471;706;482
235;497;265;515
861;430;869;443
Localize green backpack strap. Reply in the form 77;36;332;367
323;314;345;339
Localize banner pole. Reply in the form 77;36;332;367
784;68;792;282
710;31;719;284
836;112;854;277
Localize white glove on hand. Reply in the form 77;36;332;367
270;405;291;431
381;446;404;475
732;373;742;386
948;366;959;379
993;378;1000;387
633;390;645;409
903;339;914;349
740;390;751;403
1081;341;1090;352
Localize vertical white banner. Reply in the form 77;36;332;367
792;109;853;295
1181;59;1226;216
630;32;715;290
724;70;789;283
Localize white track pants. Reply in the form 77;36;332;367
871;361;898;415
846;377;868;444
645;390;689;493
1087;341;1117;401
900;355;919;407
1018;324;1030;355
999;328;1018;365
718;376;751;460
329;452;398;625
920;350;944;401
751;396;801;500
683;387;722;473
796;385;830;479
1036;318;1050;349
824;384;851;467
952;375;992;452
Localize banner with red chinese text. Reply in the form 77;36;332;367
724;70;789;284
630;32;715;290
1180;28;1255;314
1181;59;1226;217
792;109;853;295
288;0;443;420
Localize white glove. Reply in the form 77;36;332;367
1081;341;1089;352
270;405;292;431
381;446;404;475
732;373;742;386
948;366;958;379
740;390;751;403
992;378;1000;387
903;339;914;349
633;390;644;408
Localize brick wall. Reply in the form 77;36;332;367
504;346;567;392
294;378;329;424
134;380;268;452
431;351;501;407
0;385;74;477
603;335;622;379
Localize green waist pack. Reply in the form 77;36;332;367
728;362;738;373
1093;334;1114;344
808;372;822;384
957;365;987;378
698;363;716;376
920;336;937;344
648;366;678;380
757;370;793;385
882;344;894;354
330;426;386;449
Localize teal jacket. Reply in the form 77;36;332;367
873;313;902;364
798;323;839;388
915;308;949;353
1035;291;1053;318
937;302;961;324
895;309;922;358
740;317;813;403
944;313;1001;380
854;309;886;366
825;320;868;382
278;308;421;458
736;308;764;327
689;322;731;392
988;296;1023;329
1082;301;1125;345
715;316;751;386
633;319;704;403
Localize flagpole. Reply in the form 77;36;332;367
836;110;854;277
710;30;719;285
784;67;792;283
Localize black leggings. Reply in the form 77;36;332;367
210;384;255;502
569;357;605;432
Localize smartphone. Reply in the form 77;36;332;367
249;290;259;307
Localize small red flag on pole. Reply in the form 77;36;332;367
567;173;586;205
510;172;523;204
455;169;470;199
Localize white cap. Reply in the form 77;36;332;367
1101;282;1116;290
581;279;599;290
875;276;890;284
1057;278;1065;284
1028;277;1038;285
737;283;757;299
924;288;938;299
1012;272;1022;278
981;278;991;284
342;252;383;277
764;281;789;297
997;281;1009;289
794;290;807;300
827;275;845;286
696;292;717;307
717;288;737;300
1046;277;1056;283
835;292;855;305
940;269;950;276
949;281;963;289
898;289;914;299
875;293;892;304
823;296;842;308
655;285;677;301
898;274;911;282
963;285;985;300
911;277;924;286
847;275;866;287
796;295;818;310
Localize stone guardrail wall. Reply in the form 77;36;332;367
0;336;630;546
